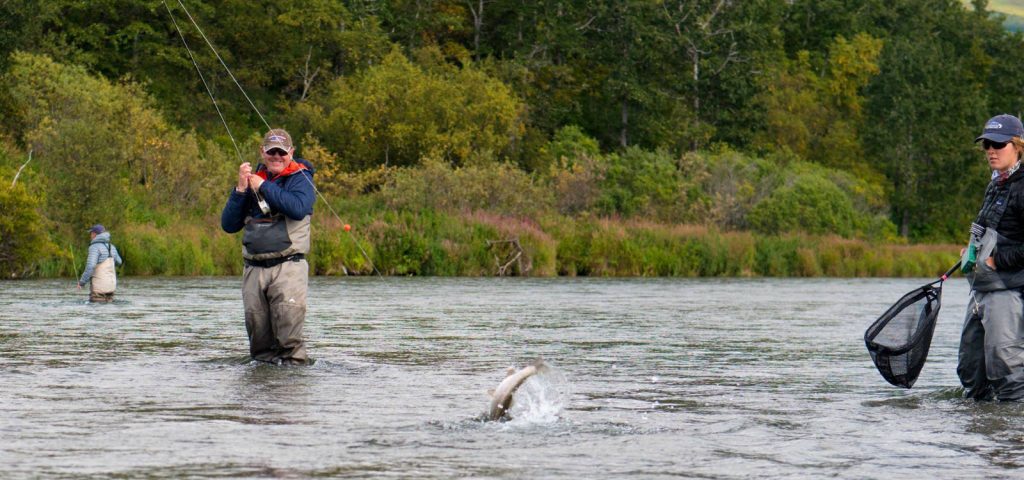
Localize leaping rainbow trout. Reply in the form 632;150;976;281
486;358;548;421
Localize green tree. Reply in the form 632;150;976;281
0;1;58;71
754;33;883;173
15;0;391;136
656;0;786;151
862;2;991;240
357;0;471;52
783;0;1018;240
296;47;524;170
5;52;219;230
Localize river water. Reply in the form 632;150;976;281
1;276;1021;478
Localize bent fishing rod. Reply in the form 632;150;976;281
163;0;381;276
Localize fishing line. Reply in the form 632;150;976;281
69;244;80;289
163;0;270;214
163;1;243;164
164;1;381;276
172;0;271;132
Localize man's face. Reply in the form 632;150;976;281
261;146;293;175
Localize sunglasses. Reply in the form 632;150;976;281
264;148;289;157
982;139;1011;150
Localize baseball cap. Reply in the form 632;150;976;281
262;128;293;152
88;224;105;234
976;114;1024;143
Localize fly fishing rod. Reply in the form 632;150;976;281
69;244;80;290
163;0;381;276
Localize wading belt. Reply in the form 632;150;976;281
244;253;305;268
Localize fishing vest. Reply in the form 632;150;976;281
92;243;117;294
241;162;311;261
967;176;1024;292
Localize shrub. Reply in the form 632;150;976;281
596;147;684;220
748;172;857;236
380;158;554;217
0;181;58;278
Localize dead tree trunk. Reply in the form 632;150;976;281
486;237;528;276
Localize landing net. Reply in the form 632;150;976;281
864;281;944;388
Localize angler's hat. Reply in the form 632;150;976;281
976;114;1024;143
262;128;293;151
88;224;105;234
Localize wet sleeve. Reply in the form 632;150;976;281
221;189;250;233
79;244;99;286
258;170;315;220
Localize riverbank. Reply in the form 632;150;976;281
38;212;957;278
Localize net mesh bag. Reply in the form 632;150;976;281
864;282;943;388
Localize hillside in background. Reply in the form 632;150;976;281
978;0;1024;29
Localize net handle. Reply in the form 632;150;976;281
938;261;961;283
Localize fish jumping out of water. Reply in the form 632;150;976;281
486;358;548;421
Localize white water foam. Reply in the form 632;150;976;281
505;366;571;424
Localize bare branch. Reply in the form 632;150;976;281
487;238;528;276
299;46;321;102
575;15;597;31
711;42;740;76
11;149;33;187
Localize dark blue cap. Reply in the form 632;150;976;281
88;224;105;234
976;114;1024;143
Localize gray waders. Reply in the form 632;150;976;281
959;175;1024;401
242;259;308;364
958;290;1024;400
960;226;1024;400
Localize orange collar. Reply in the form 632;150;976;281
256;161;307;181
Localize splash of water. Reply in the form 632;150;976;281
505;366;571;424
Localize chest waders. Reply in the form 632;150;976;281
238;194;311;365
241;214;311;261
92;242;116;295
957;175;1024;401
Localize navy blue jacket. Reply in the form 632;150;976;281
976;168;1024;270
221;158;316;234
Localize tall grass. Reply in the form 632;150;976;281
119;222;240;276
546;219;956;277
41;210;958;278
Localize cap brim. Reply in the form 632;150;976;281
976;133;1015;143
263;143;290;151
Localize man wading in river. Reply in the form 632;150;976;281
78;224;123;303
221;128;315;365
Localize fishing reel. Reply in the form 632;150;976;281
961;222;985;274
251;165;271;214
255;193;271;215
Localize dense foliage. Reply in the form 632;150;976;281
0;0;1013;276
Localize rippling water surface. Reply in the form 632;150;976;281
2;276;1023;478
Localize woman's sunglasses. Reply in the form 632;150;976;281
982;139;1011;150
264;148;289;157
